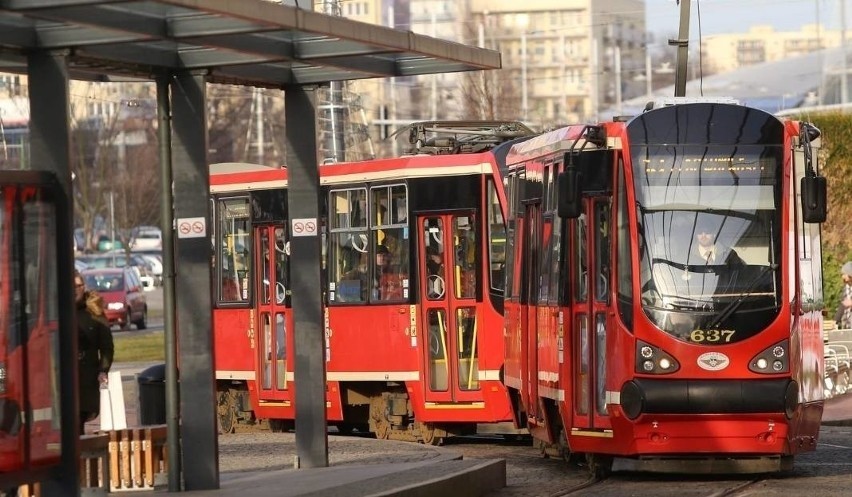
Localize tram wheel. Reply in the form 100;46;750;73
585;454;613;479
418;422;444;446
217;390;237;434
373;418;391;440
335;423;356;435
269;419;294;433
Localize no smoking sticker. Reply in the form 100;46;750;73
176;217;206;238
292;217;318;237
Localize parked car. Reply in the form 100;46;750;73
81;267;147;331
130;226;162;251
74;258;90;273
96;235;124;252
78;252;157;289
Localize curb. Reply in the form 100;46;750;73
366;459;506;497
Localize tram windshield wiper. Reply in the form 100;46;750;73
705;264;777;329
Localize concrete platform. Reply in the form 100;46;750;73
822;391;852;426
182;456;506;497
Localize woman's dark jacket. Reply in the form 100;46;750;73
77;297;114;416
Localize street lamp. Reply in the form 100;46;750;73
517;14;529;122
521;32;528;121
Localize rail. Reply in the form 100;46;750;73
824;321;852;399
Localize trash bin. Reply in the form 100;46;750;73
137;363;166;425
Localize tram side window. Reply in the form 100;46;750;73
486;179;506;293
372;184;409;302
217;197;251;304
506;172;524;301
453;215;477;299
574;214;588;302
595;201;611;303
546;166;563;303
615;161;633;329
329;188;369;303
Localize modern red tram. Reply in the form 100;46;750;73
502;100;827;473
212;122;533;443
0;172;63;476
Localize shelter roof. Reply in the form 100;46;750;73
0;0;500;86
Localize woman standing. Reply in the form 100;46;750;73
74;270;115;433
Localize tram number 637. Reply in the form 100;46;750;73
690;329;735;343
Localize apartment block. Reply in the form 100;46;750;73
701;25;841;74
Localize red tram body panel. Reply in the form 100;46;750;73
503;101;825;472
0;175;63;478
211;122;530;442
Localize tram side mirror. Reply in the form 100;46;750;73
801;175;827;223
557;167;582;219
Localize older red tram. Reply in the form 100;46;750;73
503;100;827;473
0;172;63;480
212;122;532;443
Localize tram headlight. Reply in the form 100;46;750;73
749;339;789;374
635;340;680;375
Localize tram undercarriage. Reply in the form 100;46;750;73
216;380;481;445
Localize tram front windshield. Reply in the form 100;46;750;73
633;144;783;344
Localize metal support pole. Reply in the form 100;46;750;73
669;0;691;97
27;48;78;497
285;85;328;469
521;31;528;121
171;71;218;490
645;50;653;98
157;75;182;493
841;0;848;104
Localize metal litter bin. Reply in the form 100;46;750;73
137;363;166;425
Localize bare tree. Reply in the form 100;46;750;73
71;83;160;253
208;84;286;166
461;69;521;122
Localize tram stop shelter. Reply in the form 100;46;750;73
0;1;500;494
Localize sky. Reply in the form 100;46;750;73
645;0;845;37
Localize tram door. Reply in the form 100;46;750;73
254;224;292;403
522;203;542;420
570;198;611;431
419;213;482;404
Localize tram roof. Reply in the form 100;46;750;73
210;152;499;193
0;0;500;86
505;125;605;166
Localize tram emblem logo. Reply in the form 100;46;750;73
697;352;730;371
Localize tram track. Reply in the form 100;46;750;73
705;478;763;497
548;475;766;497
546;474;605;496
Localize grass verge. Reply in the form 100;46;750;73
113;332;165;363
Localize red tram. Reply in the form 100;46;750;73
212;122;533;443
0;172;62;475
503;99;827;473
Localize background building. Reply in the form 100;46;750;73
701;24;841;74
